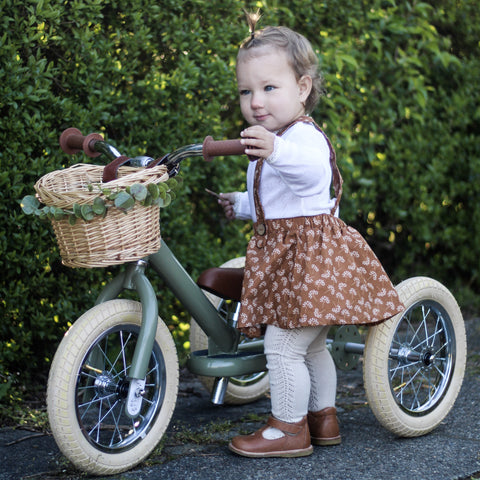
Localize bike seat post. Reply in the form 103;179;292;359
210;377;230;405
209;302;241;405
226;300;240;328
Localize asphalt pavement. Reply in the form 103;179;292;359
1;317;480;480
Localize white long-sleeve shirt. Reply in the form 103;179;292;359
234;121;337;222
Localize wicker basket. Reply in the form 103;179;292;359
34;163;169;268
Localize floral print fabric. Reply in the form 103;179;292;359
238;214;405;338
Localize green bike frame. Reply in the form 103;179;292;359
95;239;267;382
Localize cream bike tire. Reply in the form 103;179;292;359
47;299;179;475
190;256;270;404
364;276;466;437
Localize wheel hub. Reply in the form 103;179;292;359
422;350;436;367
397;345;436;369
397;345;414;365
94;372;127;398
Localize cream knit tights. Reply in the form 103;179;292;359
263;324;336;436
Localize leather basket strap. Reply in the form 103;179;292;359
102;155;132;183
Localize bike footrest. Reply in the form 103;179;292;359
186;349;266;377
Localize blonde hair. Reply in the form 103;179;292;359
238;21;324;114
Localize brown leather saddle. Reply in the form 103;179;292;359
196;267;244;302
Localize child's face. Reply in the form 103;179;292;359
236;46;311;132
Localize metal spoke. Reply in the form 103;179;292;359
75;324;166;452
388;300;454;415
88;397;121;440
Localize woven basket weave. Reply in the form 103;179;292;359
34;163;169;268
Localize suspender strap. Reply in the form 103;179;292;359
253;157;266;238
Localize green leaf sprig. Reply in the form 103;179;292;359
20;177;182;224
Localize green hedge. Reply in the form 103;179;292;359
1;0;479;403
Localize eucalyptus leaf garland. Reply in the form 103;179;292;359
20;177;182;224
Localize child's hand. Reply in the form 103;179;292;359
240;126;276;159
218;192;237;220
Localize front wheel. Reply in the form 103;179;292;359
363;277;466;437
47;299;179;475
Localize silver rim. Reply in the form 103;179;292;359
388;300;455;415
75;325;166;452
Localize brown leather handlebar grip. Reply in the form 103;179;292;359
59;128;104;158
202;136;246;162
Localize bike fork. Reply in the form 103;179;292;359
95;259;158;417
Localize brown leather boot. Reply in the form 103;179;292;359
228;415;313;458
307;407;341;446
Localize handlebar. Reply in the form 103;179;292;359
202;136;245;161
59;128;246;167
59;128;105;158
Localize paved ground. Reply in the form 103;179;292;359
1;317;480;480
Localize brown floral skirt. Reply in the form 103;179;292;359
238;214;405;338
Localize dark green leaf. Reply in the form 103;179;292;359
147;183;160;200
73;203;82;218
80;204;95;221
92;197;106;215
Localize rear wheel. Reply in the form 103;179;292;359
47;299;179;475
363;277;466;437
190;256;270;404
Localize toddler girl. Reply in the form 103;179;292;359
219;19;404;458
